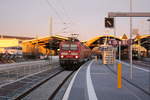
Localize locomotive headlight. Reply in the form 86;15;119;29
75;55;79;59
61;55;64;58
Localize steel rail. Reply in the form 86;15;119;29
14;69;64;100
48;70;75;100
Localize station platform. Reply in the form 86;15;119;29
62;60;150;100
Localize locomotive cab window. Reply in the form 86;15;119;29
70;44;78;50
62;44;69;50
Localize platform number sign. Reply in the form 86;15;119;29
105;17;114;28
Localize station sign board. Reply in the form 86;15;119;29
108;39;129;46
108;39;118;47
108;39;134;46
105;17;114;28
108;12;150;17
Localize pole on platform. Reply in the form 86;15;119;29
147;18;150;92
119;41;121;62
118;41;122;88
114;17;116;70
36;33;39;59
117;63;122;88
49;16;53;64
138;40;141;59
95;56;98;63
129;0;133;80
147;18;150;34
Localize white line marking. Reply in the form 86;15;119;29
116;60;150;72
133;66;150;72
62;66;83;100
136;62;150;67
91;73;109;75
86;60;98;100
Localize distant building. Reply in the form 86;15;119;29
0;35;34;54
0;35;34;40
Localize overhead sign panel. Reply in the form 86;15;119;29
105;17;114;28
122;34;128;39
108;12;150;17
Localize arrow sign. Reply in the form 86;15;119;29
105;17;114;28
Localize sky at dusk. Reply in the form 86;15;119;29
0;0;150;40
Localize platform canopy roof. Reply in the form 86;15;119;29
23;35;69;50
85;35;121;47
134;34;150;50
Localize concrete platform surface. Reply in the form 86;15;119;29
62;60;150;100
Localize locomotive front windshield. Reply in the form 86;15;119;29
70;44;78;50
61;44;78;50
62;44;69;50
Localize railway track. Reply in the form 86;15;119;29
48;70;75;100
13;68;75;100
0;60;52;86
0;67;64;99
14;69;64;100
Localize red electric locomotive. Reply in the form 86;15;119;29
59;37;91;69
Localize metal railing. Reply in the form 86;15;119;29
0;58;58;87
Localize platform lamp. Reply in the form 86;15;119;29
147;18;150;57
147;19;150;95
147;19;150;34
129;0;133;80
49;16;53;64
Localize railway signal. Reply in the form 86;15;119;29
105;17;114;28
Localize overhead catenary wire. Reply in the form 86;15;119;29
51;0;77;34
46;0;73;25
46;0;68;35
45;0;64;24
54;0;75;34
51;0;69;20
45;0;78;36
45;0;70;34
57;0;74;24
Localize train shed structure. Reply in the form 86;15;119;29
85;35;121;49
22;35;68;58
85;34;150;59
21;34;150;59
134;34;150;57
